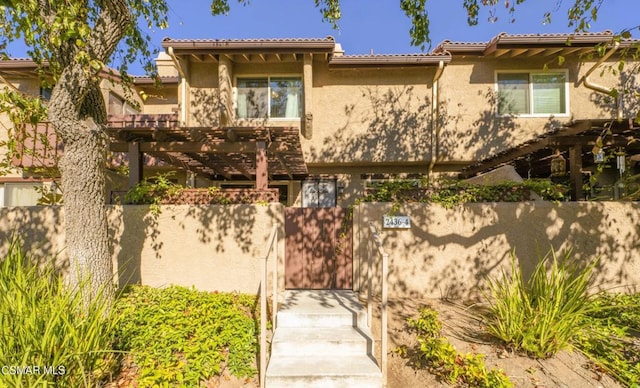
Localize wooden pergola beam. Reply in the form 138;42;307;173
217;154;252;179
110;141;296;154
128;142;143;188
185;153;233;179
460;138;551;178
548;135;635;147
256;141;268;190
149;151;216;179
275;153;294;179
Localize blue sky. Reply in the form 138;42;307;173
8;0;639;74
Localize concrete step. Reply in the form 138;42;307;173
266;290;381;387
271;327;372;357
277;290;368;329
266;355;382;388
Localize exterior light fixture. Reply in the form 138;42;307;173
550;150;566;177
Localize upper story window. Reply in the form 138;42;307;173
108;92;139;115
236;77;302;119
497;71;568;116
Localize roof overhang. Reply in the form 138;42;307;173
328;53;451;68
162;37;336;55
435;31;638;59
132;76;181;86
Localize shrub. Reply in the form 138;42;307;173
124;172;183;213
0;237;119;387
485;247;598;358
574;293;640;386
113;285;258;387
404;307;513;387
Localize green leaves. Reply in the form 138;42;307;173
314;0;341;29
485;248;599;358
360;179;569;208
406;307;513;387
574;293;640;386
114;286;259;387
400;0;430;49
0;237;120;387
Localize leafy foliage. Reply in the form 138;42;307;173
124;172;183;213
0;237;119;387
0;0;169;81
462;0;610;33
485;248;599;358
113;285;259;387
402;307;513;387
361;179;569;207
574;293;640;386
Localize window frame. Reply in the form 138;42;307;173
233;74;303;120
107;92;140;116
495;69;570;118
1;182;44;207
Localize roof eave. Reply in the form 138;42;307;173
328;54;451;68
161;39;336;54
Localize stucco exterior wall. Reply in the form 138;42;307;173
439;55;636;162
355;202;640;300
0;204;284;294
188;61;221;126
1;202;639;299
306;63;434;165
175;51;638;169
138;85;179;115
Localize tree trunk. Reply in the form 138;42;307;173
42;0;131;303
58;119;113;299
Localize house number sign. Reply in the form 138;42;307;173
383;215;411;229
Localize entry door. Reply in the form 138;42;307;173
285;207;352;289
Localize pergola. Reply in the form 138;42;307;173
14;115;309;190
459;118;640;199
107;114;308;189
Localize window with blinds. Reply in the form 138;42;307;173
497;71;568;116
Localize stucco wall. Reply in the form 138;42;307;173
439;55;637;162
2;202;639;299
0;204;284;294
354;202;640;300
306;63;435;165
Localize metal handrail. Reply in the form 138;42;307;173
259;225;278;388
367;221;388;387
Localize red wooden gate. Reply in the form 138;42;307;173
284;207;352;289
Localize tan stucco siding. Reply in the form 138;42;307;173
136;83;178;115
101;78;144;114
306;65;434;164
0;205;284;294
187;61;220;126
356;202;640;300
438;56;636;162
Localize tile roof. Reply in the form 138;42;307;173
433;30;637;55
161;37;337;53
132;75;181;85
329;52;451;67
162;37;335;44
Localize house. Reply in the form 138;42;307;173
1;31;640;301
1;31;639;208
